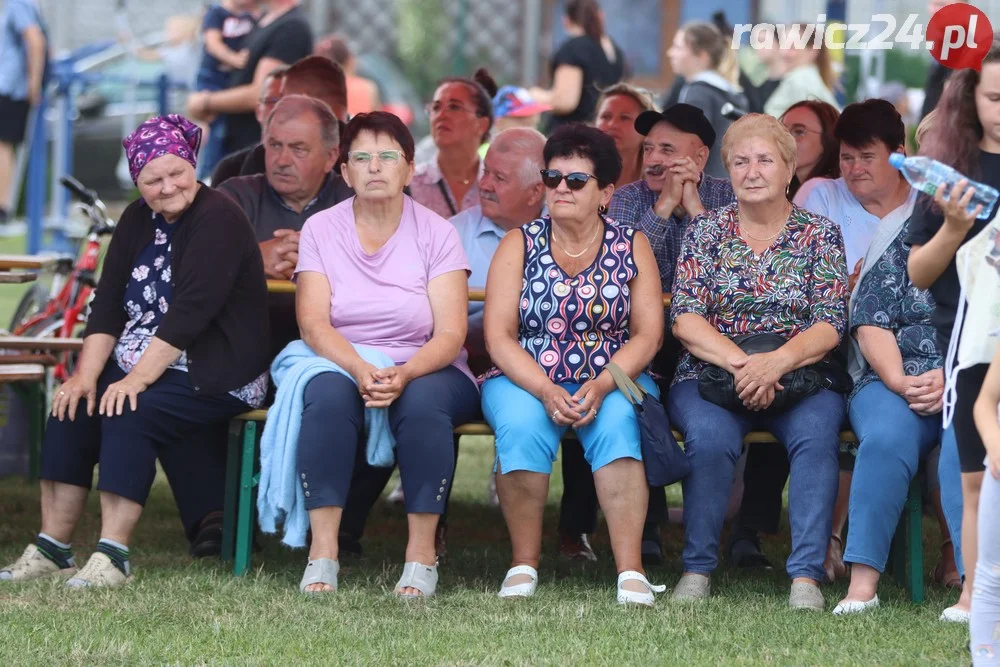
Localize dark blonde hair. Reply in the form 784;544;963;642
722;113;797;174
681;21;739;84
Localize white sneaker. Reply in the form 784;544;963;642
832;595;879;615
386;482;405;505
939;606;970;624
66;552;131;589
0;544;77;582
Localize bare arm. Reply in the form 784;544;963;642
774;323;841;370
908;182;981;289
76;334;117;383
974;345;1000;478
604;232;663;381
22;25;45;104
202;56;285;114
672;313;747;373
203;29;246;69
399;269;468;380
529;65;584;115
856;325;905;390
484;231;557;399
126;337;184;387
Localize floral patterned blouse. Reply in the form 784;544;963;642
670;202;849;385
114;212;268;408
849;223;941;402
483;216;637;384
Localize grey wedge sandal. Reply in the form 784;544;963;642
300;558;339;593
394;562;438;598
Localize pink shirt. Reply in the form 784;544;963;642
295;196;475;383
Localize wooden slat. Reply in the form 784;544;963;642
0;254;57;270
0;353;57;365
236;413;856;445
0;272;38;283
0;336;84;352
268;279;672;306
0;363;46;382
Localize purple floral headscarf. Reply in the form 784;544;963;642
122;114;202;184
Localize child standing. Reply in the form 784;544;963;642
196;0;257;180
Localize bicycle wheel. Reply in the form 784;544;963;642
9;283;47;332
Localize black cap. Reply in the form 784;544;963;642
634;103;717;149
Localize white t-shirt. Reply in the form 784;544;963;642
793;177;915;274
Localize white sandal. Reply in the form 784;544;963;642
616;570;665;607
395;562;438;598
498;565;538;599
299;558;339;594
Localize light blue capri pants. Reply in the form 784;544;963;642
481;373;659;475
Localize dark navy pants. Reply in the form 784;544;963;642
40;362;249;541
297;366;480;515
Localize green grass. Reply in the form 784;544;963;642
0;437;972;666
0;232;972;665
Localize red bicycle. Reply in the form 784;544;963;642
9;176;116;381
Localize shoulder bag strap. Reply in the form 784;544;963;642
605;362;646;405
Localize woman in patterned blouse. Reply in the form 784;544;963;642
481;125;664;606
832;214;945;615
667;113;849;610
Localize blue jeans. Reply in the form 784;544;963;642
195;68;228;181
939;423;965;578
843;381;940;572
668;380;844;581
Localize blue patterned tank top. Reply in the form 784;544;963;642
488;215;637;384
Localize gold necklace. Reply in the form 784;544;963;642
740;225;784;241
552;224;602;258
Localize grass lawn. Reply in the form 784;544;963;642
0;234;973;666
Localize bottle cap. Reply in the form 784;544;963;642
888;153;905;169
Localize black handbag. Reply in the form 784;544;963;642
697;333;852;415
606;362;689;487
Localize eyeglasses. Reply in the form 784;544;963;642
347;150;403;166
784;125;822;139
540;169;598;191
426;101;480;117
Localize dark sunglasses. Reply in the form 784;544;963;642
540;169;598;191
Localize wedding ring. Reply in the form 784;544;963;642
58;391;65;396
118;390;125;394
552;410;560;419
591;409;597;416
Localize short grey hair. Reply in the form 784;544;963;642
488;127;546;186
265;94;340;149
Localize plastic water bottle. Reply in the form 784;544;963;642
889;154;999;220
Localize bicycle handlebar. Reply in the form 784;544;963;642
59;175;98;207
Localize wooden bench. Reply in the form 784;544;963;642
0;338;83;480
221;410;924;603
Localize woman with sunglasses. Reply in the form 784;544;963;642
409;69;497;219
283;112;480;597
480;125;664;606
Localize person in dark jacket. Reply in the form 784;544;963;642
667;21;748;178
0;115;270;588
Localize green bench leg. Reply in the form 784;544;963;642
12;382;45;482
221;422;242;563
889;476;925;603
234;420;259;576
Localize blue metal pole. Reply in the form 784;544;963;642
157;73;169;117
25;94;47;255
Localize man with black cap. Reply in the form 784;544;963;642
607;103;735;297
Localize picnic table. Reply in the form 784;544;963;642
0;254;58;285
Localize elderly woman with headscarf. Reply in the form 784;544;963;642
0;115;270;588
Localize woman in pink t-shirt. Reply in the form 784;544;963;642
291;112;480;597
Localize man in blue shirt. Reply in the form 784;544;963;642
450;127;546;375
0;0;46;224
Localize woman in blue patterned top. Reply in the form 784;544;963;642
481;125;664;606
832;217;944;615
